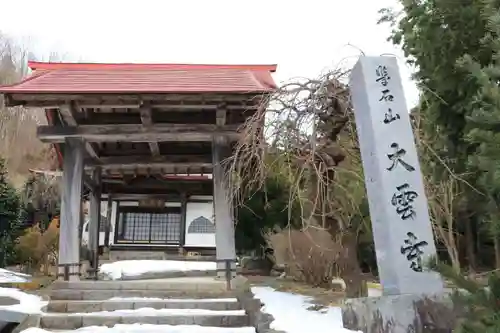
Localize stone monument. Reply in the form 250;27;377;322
341;56;457;333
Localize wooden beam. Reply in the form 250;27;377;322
216;105;227;126
83;174;97;190
10;93;265;103
37;124;241;143
101;193;183;201
89;161;212;171
86;155;212;167
139;105;160;156
58;104;99;159
59;105;77;126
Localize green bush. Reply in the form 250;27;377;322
0;159;23;267
432;260;500;332
235;175;300;254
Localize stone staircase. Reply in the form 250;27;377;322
34;279;264;332
108;250;216;262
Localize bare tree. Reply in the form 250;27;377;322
228;67;368;297
0;32;54;187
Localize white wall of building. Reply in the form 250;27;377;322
82;198;216;248
184;200;215;248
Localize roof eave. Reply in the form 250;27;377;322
27;61;278;73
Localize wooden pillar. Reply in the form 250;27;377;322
104;195;112;249
58;138;84;281
212;135;237;281
179;192;187;256
88;167;101;279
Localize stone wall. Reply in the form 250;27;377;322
342;293;462;333
236;285;285;333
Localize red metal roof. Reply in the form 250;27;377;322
0;61;278;94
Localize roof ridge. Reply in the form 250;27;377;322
28;61;277;72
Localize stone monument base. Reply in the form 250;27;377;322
341;292;461;333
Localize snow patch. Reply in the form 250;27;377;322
21;324;256;333
44;308;245;317
99;260;216;280
251;286;361;333
107;297;238;303
0;269;31;283
0;287;47;314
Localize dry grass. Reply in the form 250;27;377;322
15;219;59;276
265;227;342;288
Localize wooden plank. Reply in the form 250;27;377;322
58;138;84;281
20;100;262;110
92;162;212;171
102;193;183;201
58;105;99;159
37;124;241;143
139;105;160;156
104;167;209;176
86;154;212;167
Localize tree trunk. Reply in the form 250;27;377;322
464;219;476;273
494;237;500;270
446;225;461;273
338;231;367;298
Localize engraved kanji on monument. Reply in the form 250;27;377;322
349;56;443;295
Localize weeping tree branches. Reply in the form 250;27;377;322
228;69;356;221
227;67;369;296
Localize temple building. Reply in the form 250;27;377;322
0;61;277;280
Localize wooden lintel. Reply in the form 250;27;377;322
87;161;212;171
101;193;182;201
86;154;212;166
37;124;241;143
139;105;160;156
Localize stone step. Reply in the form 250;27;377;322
47;298;242;312
52;279;226;291
100;269;217;281
40;312;250;330
108;250;216;262
50;289;237;301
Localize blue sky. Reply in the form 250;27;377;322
0;0;417;107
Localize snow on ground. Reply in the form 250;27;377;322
251;286;361;333
0;269;31;283
21;324;256;333
107;297;238;303
99;260;216;280
44;308;246;317
0;287;47;314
